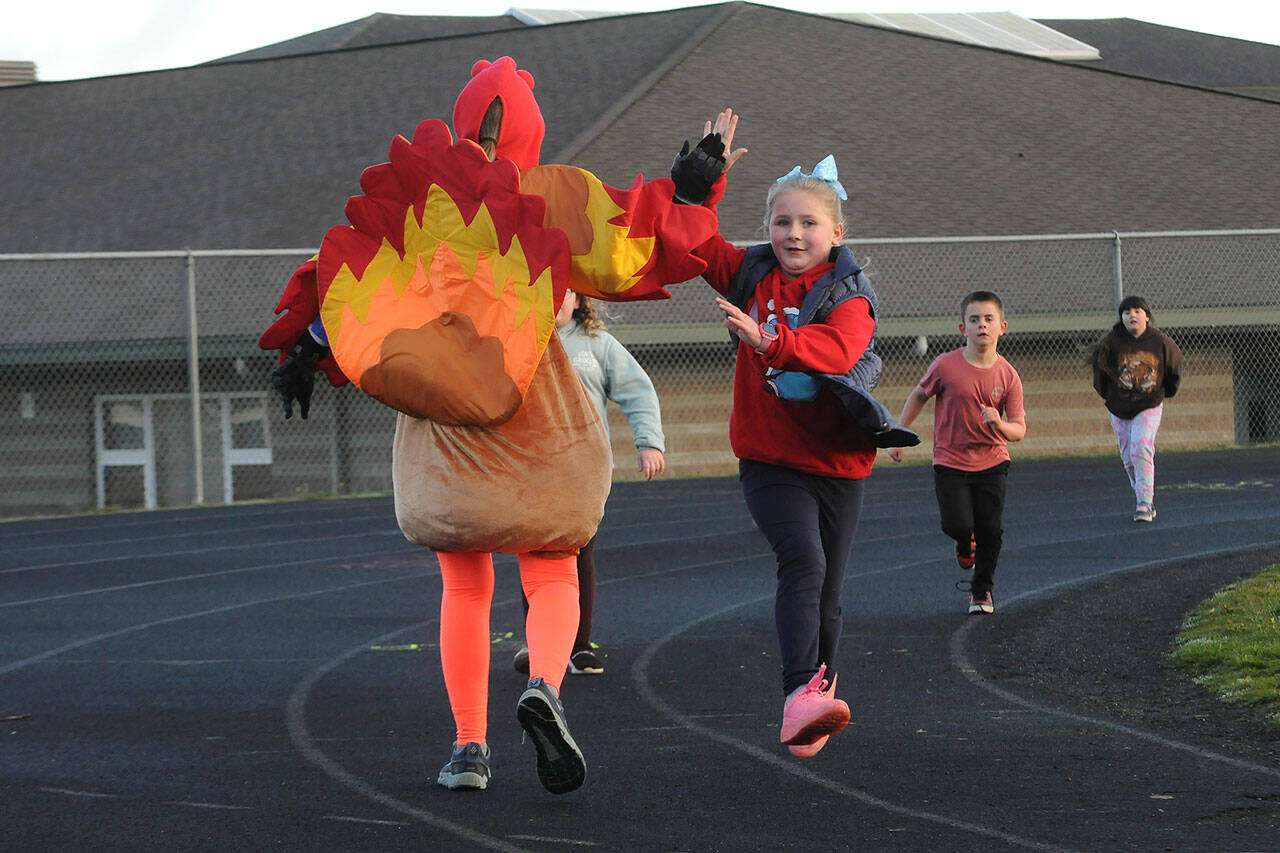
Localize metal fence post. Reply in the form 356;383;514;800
330;396;341;495
185;251;205;505
1111;229;1124;307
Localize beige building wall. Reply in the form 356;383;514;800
608;345;1238;480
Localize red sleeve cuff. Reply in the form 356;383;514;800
704;174;727;209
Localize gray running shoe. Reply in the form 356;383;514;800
516;677;586;794
437;741;491;791
1132;505;1156;523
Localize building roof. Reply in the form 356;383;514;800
2;2;1279;255
214;8;1102;63
1038;17;1280;101
0;5;725;252
832;11;1099;59
207;13;530;63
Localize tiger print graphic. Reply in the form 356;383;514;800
1118;350;1159;393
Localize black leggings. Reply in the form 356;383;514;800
740;459;865;696
572;535;596;652
932;461;1010;597
521;534;596;653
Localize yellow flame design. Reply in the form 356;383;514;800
320;184;558;393
575;172;657;294
520;165;658;299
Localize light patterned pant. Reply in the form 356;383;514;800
1109;404;1163;508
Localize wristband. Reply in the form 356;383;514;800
754;322;779;355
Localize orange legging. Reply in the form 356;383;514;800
436;550;580;744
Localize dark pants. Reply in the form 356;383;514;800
933;461;1010;597
573;535;596;651
521;534;597;653
740;459;865;696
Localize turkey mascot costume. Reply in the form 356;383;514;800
260;57;720;794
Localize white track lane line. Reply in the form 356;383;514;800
284;615;532;853
629;566;1079;853
0;500;387;540
1;523;760;608
1;530;405;576
950;539;1280;781
2;516;399;557
0;567;431;677
282;557;769;851
2;502;750;573
12;490;1269;848
0;546;417;607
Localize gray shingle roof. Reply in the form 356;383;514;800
207;13;529;64
1038;18;1280;101
2;2;1279;255
0;5;725;252
574;5;1280;240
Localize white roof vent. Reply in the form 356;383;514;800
830;11;1101;59
510;8;625;26
0;60;38;86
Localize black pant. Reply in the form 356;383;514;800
573;535;596;652
932;461;1010;597
740;459;865;695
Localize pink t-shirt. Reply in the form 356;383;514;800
919;349;1025;471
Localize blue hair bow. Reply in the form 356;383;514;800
776;155;847;201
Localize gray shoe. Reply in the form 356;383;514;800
516;677;586;794
1132;504;1156;522
437;741;490;791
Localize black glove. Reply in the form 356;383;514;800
670;132;726;205
270;333;328;419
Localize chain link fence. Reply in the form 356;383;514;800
3;230;1278;518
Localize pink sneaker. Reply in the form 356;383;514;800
788;734;830;758
780;664;850;746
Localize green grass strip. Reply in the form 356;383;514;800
1169;564;1280;728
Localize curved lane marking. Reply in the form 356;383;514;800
950;539;1280;781
630;583;1078;853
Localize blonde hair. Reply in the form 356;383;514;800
763;174;845;232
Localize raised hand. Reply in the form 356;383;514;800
704;108;747;172
715;296;763;350
671;109;748;204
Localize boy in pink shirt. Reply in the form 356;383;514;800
888;291;1027;614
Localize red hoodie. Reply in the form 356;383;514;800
696;234;877;479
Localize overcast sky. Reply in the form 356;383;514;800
7;0;1280;82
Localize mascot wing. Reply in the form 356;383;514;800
518;165;718;302
258;257;348;388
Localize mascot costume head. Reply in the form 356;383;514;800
452;57;545;170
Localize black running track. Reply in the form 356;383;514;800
2;448;1278;851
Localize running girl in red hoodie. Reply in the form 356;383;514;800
674;112;913;758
